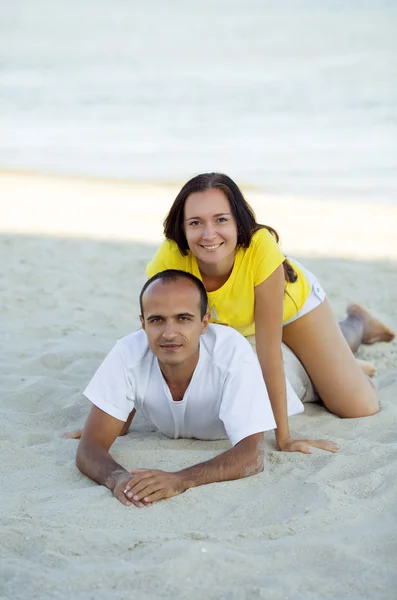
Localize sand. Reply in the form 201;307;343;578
1;171;396;600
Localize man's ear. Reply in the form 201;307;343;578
139;315;145;330
201;312;210;334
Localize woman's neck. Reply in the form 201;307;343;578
197;252;236;279
196;252;236;292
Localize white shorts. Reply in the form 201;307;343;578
246;336;317;404
283;260;326;326
246;262;325;404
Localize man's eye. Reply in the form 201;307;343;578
179;316;190;321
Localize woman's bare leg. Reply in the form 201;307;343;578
339;303;395;354
338;303;395;377
282;299;379;418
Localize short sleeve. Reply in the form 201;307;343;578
219;359;277;446
252;229;285;287
146;240;184;278
83;342;134;422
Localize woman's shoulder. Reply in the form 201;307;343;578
251;227;278;247
147;239;191;274
238;227;284;284
242;228;279;258
158;238;181;255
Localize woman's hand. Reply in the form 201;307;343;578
278;437;339;454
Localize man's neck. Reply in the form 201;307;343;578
158;347;200;399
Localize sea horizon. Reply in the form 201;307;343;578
1;0;396;204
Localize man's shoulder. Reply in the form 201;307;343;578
116;329;151;366
202;324;255;368
203;323;252;346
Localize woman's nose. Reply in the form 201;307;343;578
202;224;216;239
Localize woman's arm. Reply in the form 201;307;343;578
254;265;339;454
254;265;292;449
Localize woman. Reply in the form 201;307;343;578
147;173;395;454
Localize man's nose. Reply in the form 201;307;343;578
162;321;177;338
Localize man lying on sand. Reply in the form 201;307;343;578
76;269;339;507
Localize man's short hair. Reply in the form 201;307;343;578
140;270;208;318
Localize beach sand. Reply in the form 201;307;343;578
1;171;396;599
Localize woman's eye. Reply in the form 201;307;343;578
216;217;227;223
189;221;201;227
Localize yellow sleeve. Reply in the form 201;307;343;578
146;240;183;278
252;228;285;286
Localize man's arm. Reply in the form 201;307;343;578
76;405;144;507
124;432;264;505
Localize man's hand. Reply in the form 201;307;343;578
278;437;339;454
123;469;187;506
111;471;154;508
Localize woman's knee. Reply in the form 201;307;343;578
335;386;379;419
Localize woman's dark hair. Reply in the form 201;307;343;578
164;172;297;284
140;269;208;319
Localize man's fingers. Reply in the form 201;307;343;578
126;477;158;499
124;471;153;493
131;499;148;508
114;491;132;507
142;489;168;503
131;481;164;502
114;489;148;508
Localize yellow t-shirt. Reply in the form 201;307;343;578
146;228;311;336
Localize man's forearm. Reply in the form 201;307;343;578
76;440;128;491
177;434;264;490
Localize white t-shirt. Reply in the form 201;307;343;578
84;324;304;446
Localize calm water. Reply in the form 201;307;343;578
1;0;396;202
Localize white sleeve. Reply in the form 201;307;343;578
219;359;277;446
83;342;135;422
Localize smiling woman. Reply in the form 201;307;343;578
146;173;395;454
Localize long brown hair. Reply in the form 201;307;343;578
164;172;297;284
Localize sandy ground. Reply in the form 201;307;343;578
1;171;397;600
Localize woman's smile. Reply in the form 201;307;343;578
184;189;238;266
198;242;224;251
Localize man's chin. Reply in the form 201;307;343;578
158;356;185;367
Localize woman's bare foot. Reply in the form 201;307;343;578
347;304;395;345
356;358;376;378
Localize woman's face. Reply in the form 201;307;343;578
183;188;238;265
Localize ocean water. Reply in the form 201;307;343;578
1;0;396;202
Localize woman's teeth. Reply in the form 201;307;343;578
202;243;222;250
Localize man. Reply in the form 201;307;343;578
76;269;311;508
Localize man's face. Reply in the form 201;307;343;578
140;278;209;367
